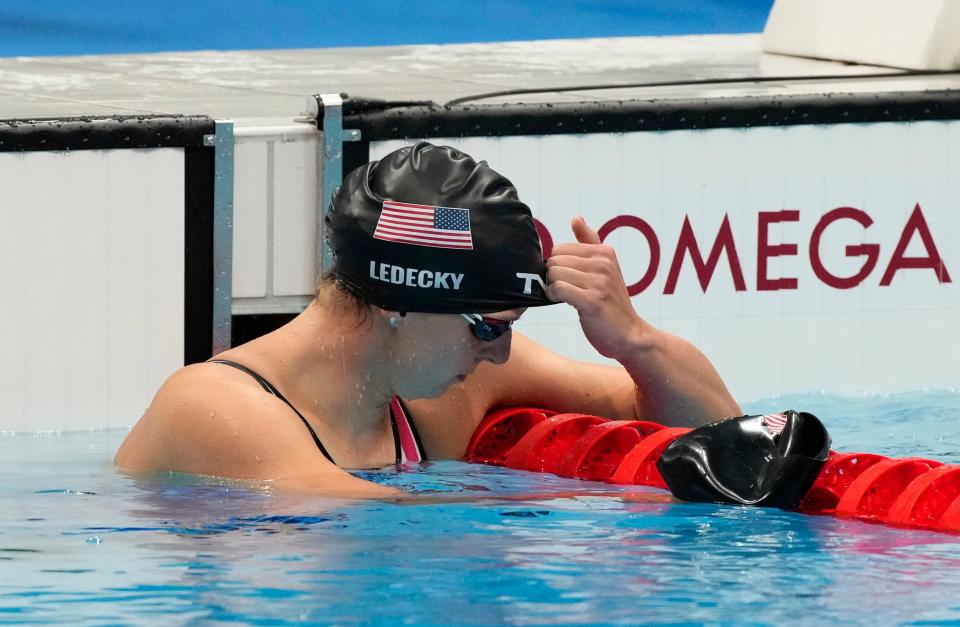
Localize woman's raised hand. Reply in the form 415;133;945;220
545;216;649;362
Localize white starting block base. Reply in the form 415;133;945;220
763;0;960;70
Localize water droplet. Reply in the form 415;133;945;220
255;454;261;462
209;411;217;418
86;536;101;545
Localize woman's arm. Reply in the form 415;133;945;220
411;218;740;457
541;216;741;425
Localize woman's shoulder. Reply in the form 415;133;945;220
115;362;331;478
114;363;241;467
141;361;259;422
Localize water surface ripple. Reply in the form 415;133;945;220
1;391;959;624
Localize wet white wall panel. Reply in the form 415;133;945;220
231;125;317;314
232;142;269;299
0;149;184;431
372;123;960;401
272;136;317;297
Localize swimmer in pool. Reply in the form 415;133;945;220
115;142;741;498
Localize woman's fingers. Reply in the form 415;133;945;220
572;216;602;245
544;280;592;310
547;265;620;298
550;242;610;258
546;254;609;273
546;265;591;286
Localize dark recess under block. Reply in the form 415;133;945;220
231;314;298;347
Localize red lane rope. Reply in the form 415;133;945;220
465;407;555;466
503;414;607;474
559;420;665;482
464;407;960;534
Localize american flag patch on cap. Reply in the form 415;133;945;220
761;413;788;436
373;200;473;250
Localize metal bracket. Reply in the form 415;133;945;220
310;94;361;280
204;120;235;356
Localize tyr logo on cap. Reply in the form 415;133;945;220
516;272;546;295
373;200;474;250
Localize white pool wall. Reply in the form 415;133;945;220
367;124;960;401
0;149;185;431
4;33;960;431
231;123;318;315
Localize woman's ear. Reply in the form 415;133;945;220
378;308;402;327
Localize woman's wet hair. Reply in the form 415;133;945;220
315;270;372;323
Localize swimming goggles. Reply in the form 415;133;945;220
461;314;513;342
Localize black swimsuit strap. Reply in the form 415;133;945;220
207;359;339;465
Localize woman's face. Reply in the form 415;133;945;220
389;309;525;399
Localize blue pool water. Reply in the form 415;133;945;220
0;0;775;57
2;391;960;624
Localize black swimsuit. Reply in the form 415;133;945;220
208;359;426;466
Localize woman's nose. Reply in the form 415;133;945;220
480;331;512;365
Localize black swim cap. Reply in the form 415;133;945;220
657;410;831;510
326;142;554;314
